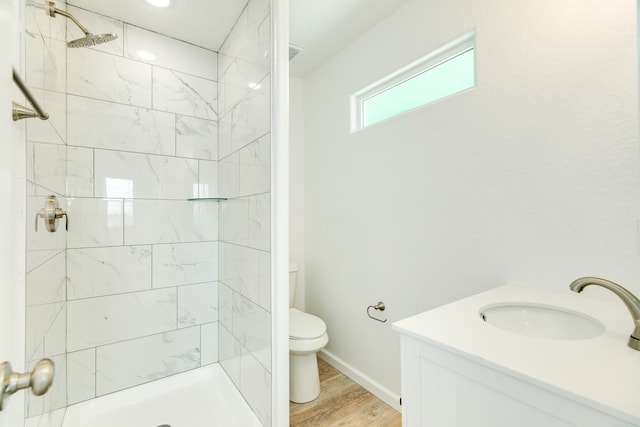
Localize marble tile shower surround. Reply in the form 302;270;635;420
217;0;273;425
20;1;264;424
23;0;274;425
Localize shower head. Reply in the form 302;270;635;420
67;33;118;48
47;2;118;48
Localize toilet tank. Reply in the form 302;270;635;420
289;262;298;308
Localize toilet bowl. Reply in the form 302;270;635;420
289;263;329;403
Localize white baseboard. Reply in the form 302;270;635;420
318;349;401;412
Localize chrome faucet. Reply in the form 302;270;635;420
570;277;640;351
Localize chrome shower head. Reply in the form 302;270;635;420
67;33;118;48
47;2;118;48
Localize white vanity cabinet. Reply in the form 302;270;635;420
399;334;636;427
393;286;640;427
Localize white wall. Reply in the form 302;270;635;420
2;0;27;424
289;76;305;310
298;0;640;399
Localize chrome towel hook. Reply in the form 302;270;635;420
367;301;387;323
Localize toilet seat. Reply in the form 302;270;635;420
289;308;326;340
289;332;329;354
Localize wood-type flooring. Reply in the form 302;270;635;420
290;357;402;427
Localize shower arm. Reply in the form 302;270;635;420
47;2;91;35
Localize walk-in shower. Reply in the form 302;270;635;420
20;0;281;425
47;1;117;47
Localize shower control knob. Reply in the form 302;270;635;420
0;359;55;411
35;195;68;232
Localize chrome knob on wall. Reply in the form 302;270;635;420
35;195;68;232
0;359;55;411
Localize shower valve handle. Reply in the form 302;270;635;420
35;195;68;232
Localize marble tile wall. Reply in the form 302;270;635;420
24;1;223;423
217;0;272;425
24;1;68;421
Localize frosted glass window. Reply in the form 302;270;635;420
351;31;475;131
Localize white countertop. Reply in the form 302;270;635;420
392;285;640;424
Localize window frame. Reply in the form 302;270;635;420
350;31;476;132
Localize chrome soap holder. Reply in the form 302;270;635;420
35;195;68;232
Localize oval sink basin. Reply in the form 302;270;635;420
480;303;605;340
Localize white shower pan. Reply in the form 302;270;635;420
61;364;262;427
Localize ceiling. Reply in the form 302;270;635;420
289;0;408;77
67;0;249;52
67;0;408;77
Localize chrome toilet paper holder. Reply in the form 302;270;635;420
367;301;387;323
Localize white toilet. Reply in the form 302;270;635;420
289;263;329;403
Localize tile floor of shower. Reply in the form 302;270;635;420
290;358;401;427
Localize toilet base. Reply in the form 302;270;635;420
289;352;321;403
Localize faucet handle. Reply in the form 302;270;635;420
34;195;68;232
